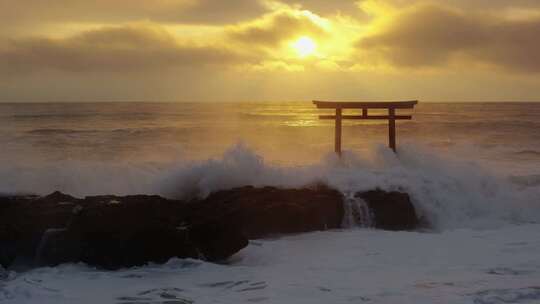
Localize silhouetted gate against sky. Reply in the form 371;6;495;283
313;100;418;154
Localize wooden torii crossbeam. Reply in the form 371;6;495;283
313;100;418;154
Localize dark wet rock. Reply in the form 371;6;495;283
34;228;78;267
1;193;249;269
356;189;420;231
43;191;77;203
187;217;249;261
1;187;342;269
1;186;420;270
0;194;81;268
0;239;16;270
187;185;345;239
47;195;247;269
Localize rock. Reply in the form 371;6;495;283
43;191;77;203
0;239;16;269
189;185;345;239
0;192;82;268
36;195;248;269
356;190;420;231
0;186;420;270
188;218;249;261
34;228;78;267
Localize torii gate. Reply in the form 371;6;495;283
313;100;418;155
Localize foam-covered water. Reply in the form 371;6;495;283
1;102;540;303
2;226;540;304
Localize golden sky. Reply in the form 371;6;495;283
1;0;540;102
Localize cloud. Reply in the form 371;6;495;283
183;0;269;23
280;0;364;18
0;0;268;32
0;24;253;74
357;0;540;12
0;5;341;76
226;8;328;48
356;3;540;73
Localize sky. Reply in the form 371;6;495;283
1;0;540;102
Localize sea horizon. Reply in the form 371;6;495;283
1;100;540;104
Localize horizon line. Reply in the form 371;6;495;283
1;100;540;104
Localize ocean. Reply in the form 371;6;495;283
1;102;540;303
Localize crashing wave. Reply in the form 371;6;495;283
0;143;539;231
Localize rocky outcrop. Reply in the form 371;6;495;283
356;190;419;231
0;192;80;268
0;186;421;270
186;186;345;239
23;194;250;270
0;186;345;270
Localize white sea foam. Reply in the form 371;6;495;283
1;143;539;230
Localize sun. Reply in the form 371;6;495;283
292;36;317;58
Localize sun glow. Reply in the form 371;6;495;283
292;36;317;58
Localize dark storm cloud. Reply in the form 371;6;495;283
0;24;252;74
356;4;540;73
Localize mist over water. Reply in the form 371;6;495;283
1;102;540;230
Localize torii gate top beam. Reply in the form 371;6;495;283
313;100;418;109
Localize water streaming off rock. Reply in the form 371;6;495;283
342;194;374;228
